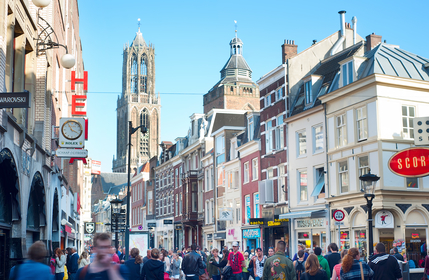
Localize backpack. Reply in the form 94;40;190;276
295;260;305;280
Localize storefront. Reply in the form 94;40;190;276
214;232;226;249
295;218;327;253
242;228;261;251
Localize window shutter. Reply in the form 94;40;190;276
259;181;266;204
265;179;274;203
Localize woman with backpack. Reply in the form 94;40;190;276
301;254;328;280
293;250;306;280
330;249;347;280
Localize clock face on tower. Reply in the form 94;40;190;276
61;120;83;140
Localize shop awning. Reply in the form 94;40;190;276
279;209;327;220
311;174;325;197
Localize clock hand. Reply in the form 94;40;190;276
68;123;76;133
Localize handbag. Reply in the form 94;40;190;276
359;262;364;280
221;266;232;280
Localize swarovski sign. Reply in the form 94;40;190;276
0;91;30;108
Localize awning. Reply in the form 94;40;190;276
311;174;325;197
279;209;327;220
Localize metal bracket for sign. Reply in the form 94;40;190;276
52;125;59;140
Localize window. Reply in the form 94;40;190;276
248;116;254;141
342;61;353;86
175;169;178;188
235;198;241;224
305;81;312;104
148;191;153;215
265;94;271;107
339;161;349;193
265;120;274;154
406;178;418;189
278;166;286;202
205;169;209;191
245;195;251;223
358;156;369;178
299;170;308;201
253;193;260;218
176;194;178;216
357;107;367;141
179;193;182;215
402;106;415;139
313;125;324;153
337;114;347;147
205;200;210;223
276;116;284;150
210;199;214;223
312;167;325;198
244;162;249;184
267;168;274;179
297;130;307;156
216;135;225;165
252;158;258;181
276;87;283;101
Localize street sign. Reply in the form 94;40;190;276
163;220;173;225
333;210;345;222
388;147;429;178
56;148;88;158
147;223;156;227
334;221;344;226
414;117;429;145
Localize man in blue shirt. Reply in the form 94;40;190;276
69;247;79;280
9;241;54;280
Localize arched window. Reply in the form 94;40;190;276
139;109;149;157
140;56;148;93
237;45;241;55
130;54;138;93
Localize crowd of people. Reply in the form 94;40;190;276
8;234;425;280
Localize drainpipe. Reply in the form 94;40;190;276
324;104;331;246
330;11;346;56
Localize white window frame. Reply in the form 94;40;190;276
297;130;307;156
215;134;225;165
248;115;254;142
342;61;354;86
278;165;286;202
358;156;369;178
265;120;274;154
339;161;349;194
244;162;249;184
305;80;312;104
252;158;258;181
402;105;415;139
336;114;347;147
298;170;308;202
276;87;283;101
265;94;271;107
253;193;260;218
313;124;324;153
276;116;284;150
356;106;368;141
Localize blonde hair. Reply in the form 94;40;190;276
78;251;88;265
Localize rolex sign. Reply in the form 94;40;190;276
84;222;96;234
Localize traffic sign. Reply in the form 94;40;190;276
334;221;344;226
333;210;345;222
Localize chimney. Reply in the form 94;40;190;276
366;33;382;52
282;40;298;64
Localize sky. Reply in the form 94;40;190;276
78;0;429;172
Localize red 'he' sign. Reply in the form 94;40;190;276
71;71;88;116
388;147;429;177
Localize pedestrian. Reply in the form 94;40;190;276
141;248;164;280
208;249;221;280
171;253;181;280
340;248;373;280
262;241;295;280
77;252;89;269
125;248;143;280
197;249;208;280
293;250;306;280
65;248;72;278
181;244;207;280
245;247;251;256
392;247;404;261
209;249;229;270
267;248;275;258
330;249;348;280
368;243;401;280
54;248;67;280
111;247;120;264
160;250;171;280
143;250;152;265
227;242;245;280
314;247;331;278
76;233;128;280
242;252;250;280
68;247;79;280
324;243;341;275
301;254;328;280
120;247;127;264
9;241;54;280
252;248;266;280
293;245;309;262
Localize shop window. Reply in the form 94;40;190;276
340;231;350;251
354;230;367;256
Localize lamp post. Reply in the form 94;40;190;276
125;121;147;260
110;197;123;250
359;169;380;257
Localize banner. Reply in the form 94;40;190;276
91;160;101;175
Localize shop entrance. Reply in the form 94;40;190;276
406;228;426;265
380;237;394;253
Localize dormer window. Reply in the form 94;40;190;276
248;115;254;141
342;61;353;86
305;81;312;104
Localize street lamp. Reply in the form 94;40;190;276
125;121;148;260
110;197;123;250
359;169;380;256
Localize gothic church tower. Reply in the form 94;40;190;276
113;25;160;173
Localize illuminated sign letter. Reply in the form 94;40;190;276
72;95;87;116
71;71;88;91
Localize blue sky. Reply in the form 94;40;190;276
79;0;429;172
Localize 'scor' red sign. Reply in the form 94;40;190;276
388;147;429;178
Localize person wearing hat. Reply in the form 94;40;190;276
227;242;245;280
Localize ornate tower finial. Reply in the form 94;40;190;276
234;20;237;38
138;18;141;31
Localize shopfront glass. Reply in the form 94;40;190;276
354;229;367;259
405;228;426;265
340;231;350;251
